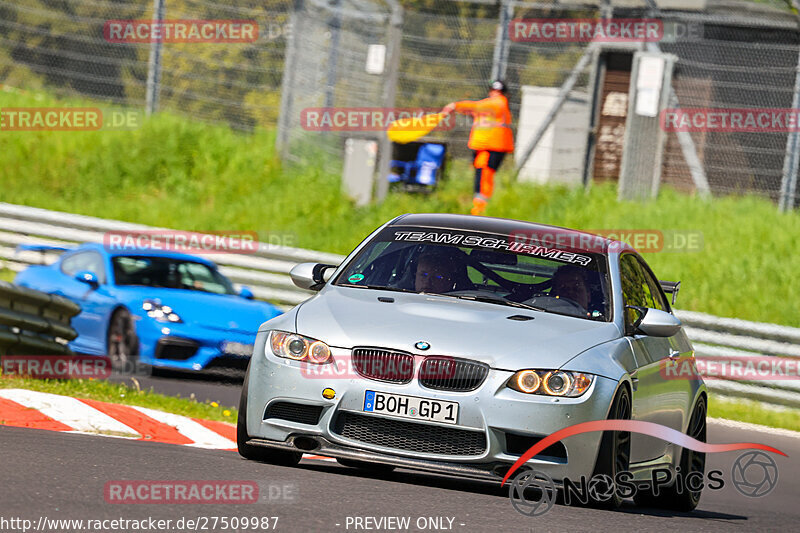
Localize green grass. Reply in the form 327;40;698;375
0;376;237;422
710;396;800;433
2;88;800;326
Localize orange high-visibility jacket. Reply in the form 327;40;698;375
454;93;514;153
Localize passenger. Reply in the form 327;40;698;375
549;265;591;310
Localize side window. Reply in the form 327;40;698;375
177;263;227;294
637;258;670;312
61;252;106;284
620;254;653;330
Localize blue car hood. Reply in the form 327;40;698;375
114;287;279;334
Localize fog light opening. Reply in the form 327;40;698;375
293;436;320;451
494;463;530;479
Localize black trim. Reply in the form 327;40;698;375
505;432;568;462
386;214;616;252
333;411;487;456
264;402;323;425
154;336;199;360
351;347;415;384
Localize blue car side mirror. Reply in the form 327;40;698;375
75;270;99;288
239;286;255;300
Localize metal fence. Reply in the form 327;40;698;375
1;202;799;407
1;0;800;205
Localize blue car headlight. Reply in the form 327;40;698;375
267;330;332;364
142;300;183;323
507;369;593;397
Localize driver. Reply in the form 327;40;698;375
549;264;591;310
415;250;464;293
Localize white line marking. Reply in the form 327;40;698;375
709;417;800;440
129;405;236;449
0;389;139;437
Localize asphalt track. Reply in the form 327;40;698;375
1;416;798;532
108;369;244;408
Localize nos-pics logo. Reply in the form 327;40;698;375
503;420;784;516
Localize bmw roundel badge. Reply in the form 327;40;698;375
415;341;430;351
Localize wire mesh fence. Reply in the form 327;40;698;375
654;3;800;206
0;0;799;207
0;0;292;127
276;0;400;167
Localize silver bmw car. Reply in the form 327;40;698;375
238;214;707;510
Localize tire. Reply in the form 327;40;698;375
107;308;140;373
589;384;632;508
236;367;302;466
634;396;706;512
336;458;396;473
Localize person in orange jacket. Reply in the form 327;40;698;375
442;80;514;215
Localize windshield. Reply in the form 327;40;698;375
334;226;611;321
112;256;236;295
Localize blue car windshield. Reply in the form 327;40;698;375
334;227;612;322
112;256;236;295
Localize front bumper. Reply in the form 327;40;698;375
245;334;620;482
135;316;255;370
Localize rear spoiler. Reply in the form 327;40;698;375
659;280;680;305
15;244;72;265
16;244;72;253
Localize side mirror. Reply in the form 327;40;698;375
290;263;337;291
75;270;99;288
239;286;255;300
629;306;682;337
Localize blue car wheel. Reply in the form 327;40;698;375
107;308;138;371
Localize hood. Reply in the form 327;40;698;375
295;287;621;370
114;287;280;334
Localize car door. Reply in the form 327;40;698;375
621;253;687;464
637;255;694;440
56;251;115;354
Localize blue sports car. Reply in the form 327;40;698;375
14;243;282;371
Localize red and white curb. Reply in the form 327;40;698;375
0;389;334;461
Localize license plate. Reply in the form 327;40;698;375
221;341;253;357
363;391;458;425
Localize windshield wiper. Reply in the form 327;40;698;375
342;285;543;312
448;293;545;312
343;284;417;294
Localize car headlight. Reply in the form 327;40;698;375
142;300;182;323
267;330;332;364
507;369;593;397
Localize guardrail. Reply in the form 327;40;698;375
0;281;80;355
0;202;345;308
675;310;800;408
1;203;799;408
